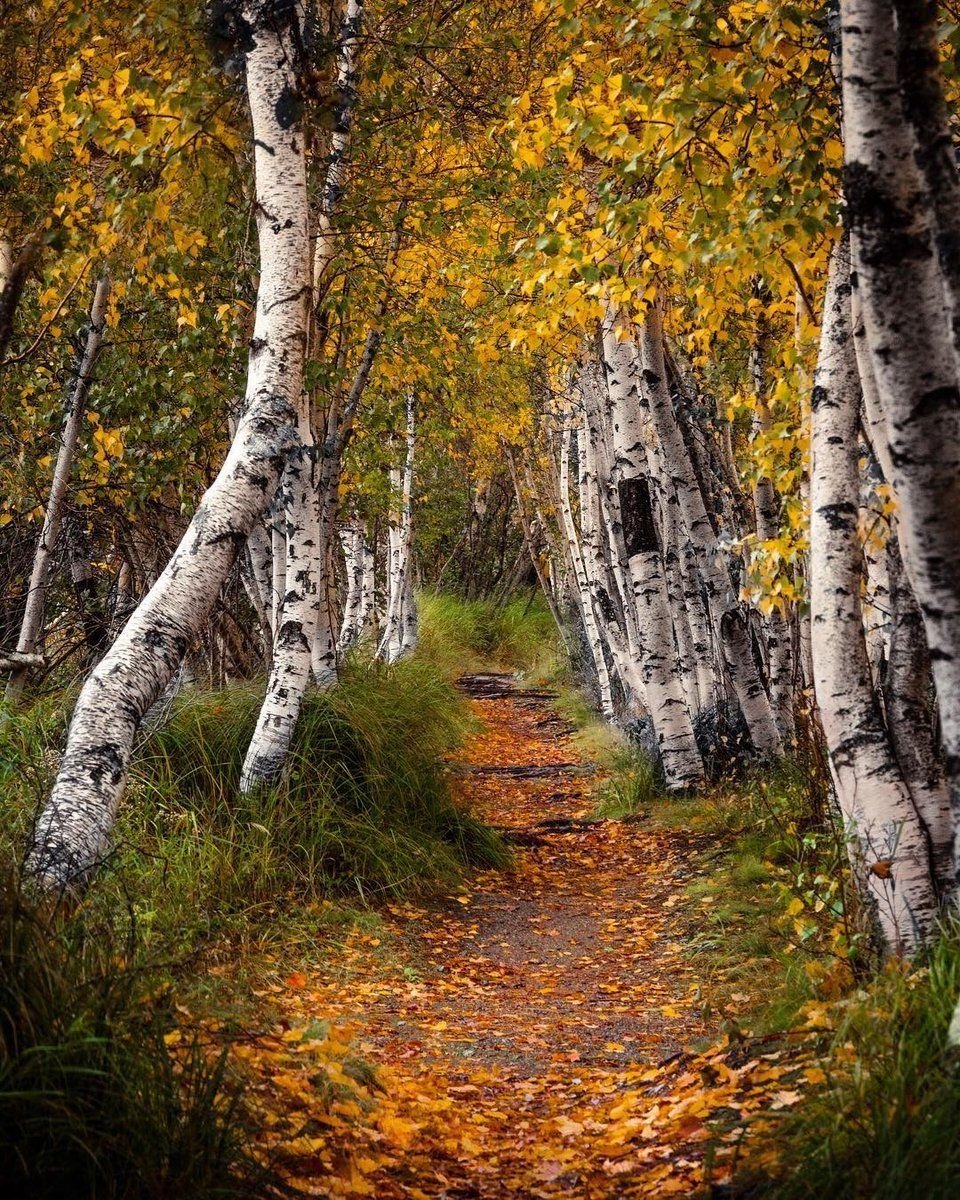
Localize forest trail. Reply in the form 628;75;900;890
242;677;794;1197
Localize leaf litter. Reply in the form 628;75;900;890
223;675;819;1196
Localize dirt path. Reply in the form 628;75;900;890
241;675;769;1197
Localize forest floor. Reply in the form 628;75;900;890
232;675;816;1197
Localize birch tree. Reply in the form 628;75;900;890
636;308;783;758
241;0;368;791
842;0;960;889
378;394;418;664
810;240;938;953
595;323;705;789
29;4;311;887
4;275;110;705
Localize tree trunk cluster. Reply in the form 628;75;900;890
532;302;791;794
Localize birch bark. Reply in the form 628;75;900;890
556;423;616;718
597;321;704;788
5;276;110;704
636;309;783;757
28;8;309;886
378;395;417;663
842;0;960;883
892;0;960;360
240;421;321;793
810;239;938;952
242;0;368;789
338;523;364;651
885;534;954;896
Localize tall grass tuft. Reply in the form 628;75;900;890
0;875;277;1199
749;925;960;1199
417;591;561;679
105;654;506;942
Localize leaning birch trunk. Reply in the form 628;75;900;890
843;0;960;886
556;423;616;719
28;9;309;887
5;276;111;705
810;239;938;953
596;325;704;788
636;308;783;758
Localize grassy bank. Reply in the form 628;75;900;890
0;656;505;953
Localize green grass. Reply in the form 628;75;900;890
0;875;278;1200
747;925;960;1199
417;591;562;680
593;743;667;819
0;612;521;1198
111;656;505;947
0;655;506;952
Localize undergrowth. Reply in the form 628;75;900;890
591;730;960;1198
591;744;859;1034
0;876;279;1200
0;594;543;1198
417;591;561;680
746;924;960;1199
0;655;506;950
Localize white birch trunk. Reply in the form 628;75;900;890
576;369;647;709
244;519;274;634
378;395;417;664
810;238;938;953
885;534;954;896
312;0;363;301
597;319;705;787
240;419;321;793
337;523;364;651
636;308;783;757
842;0;960;891
28;8;310;887
575;415;640;706
5;276;110;704
556;423;616;718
